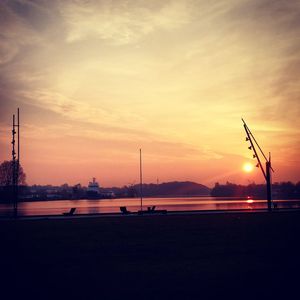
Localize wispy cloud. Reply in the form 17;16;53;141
0;1;42;64
224;0;300;126
1;0;300;185
59;0;192;44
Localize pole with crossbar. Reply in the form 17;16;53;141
242;119;274;211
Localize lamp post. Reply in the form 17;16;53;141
266;159;272;211
242;119;273;212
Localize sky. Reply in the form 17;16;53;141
0;0;300;187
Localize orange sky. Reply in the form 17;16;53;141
1;0;300;187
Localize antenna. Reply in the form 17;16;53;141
242;118;274;211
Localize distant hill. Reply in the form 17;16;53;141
129;181;210;197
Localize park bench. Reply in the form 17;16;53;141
138;206;167;215
120;206;131;214
62;207;76;216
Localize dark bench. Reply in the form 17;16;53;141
138;207;167;215
62;207;76;216
148;206;156;212
120;206;131;214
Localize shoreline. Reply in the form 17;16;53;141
1;194;299;203
1;206;300;221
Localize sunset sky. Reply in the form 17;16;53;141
0;0;299;187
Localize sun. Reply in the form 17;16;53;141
243;162;254;173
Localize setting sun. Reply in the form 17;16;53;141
243;163;254;173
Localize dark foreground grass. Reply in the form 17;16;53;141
1;211;300;299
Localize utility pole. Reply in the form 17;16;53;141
242;118;274;212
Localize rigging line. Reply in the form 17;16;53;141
243;122;266;180
242;119;268;162
242;118;274;172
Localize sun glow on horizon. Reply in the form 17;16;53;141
243;162;254;173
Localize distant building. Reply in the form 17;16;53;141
87;178;101;199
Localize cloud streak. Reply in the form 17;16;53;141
59;0;192;44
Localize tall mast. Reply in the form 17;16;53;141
17;108;20;216
12;114;16;217
11;108;20;218
139;148;143;212
18;108;20;165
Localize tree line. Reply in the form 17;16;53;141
1;160;299;201
211;181;300;199
0;160;26;202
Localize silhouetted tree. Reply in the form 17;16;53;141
72;183;84;199
211;181;241;197
126;183;137;198
278;181;296;199
0;160;26;186
295;182;300;198
211;181;300;199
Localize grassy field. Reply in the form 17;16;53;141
1;211;300;299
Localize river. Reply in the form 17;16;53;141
1;197;300;217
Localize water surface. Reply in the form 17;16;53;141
1;197;299;217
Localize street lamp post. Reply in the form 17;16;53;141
242;118;274;212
